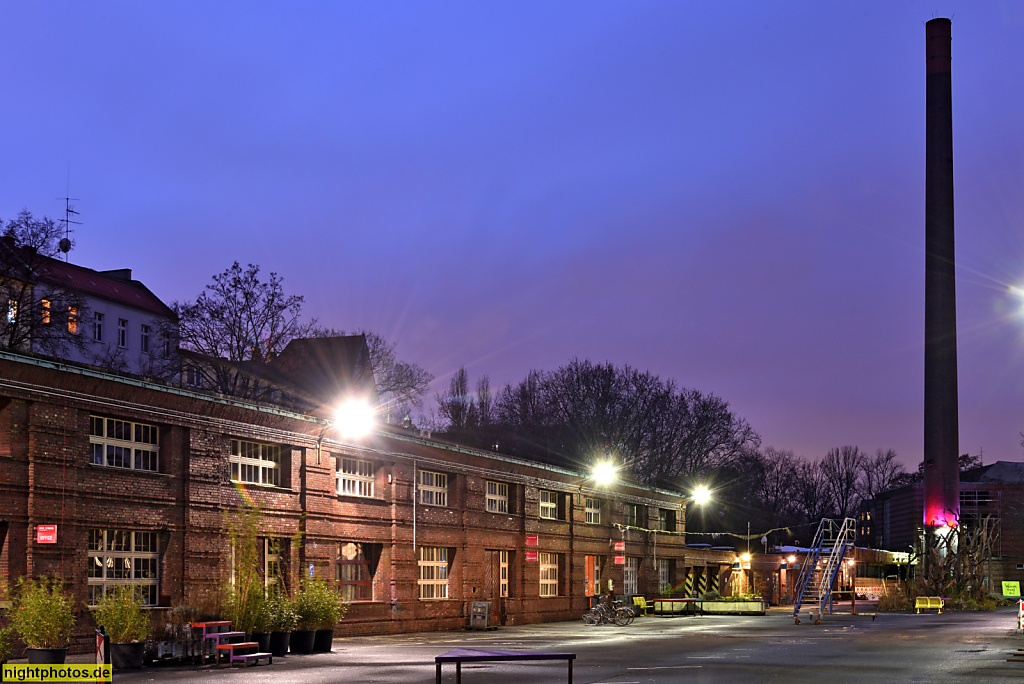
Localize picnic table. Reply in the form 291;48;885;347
435;648;576;683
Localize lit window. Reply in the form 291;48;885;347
418;547;449;599
5;299;15;323
87;529;159;606
230;439;281;486
418;470;447;507
265;538;281;588
89;415;159;471
337;457;374;497
585;497;601;524
539;490;558;520
486;481;508;513
41;299;50;325
140;324;151;353
93;312;103;341
67;306;78;334
117;319;127;348
499;550;509;598
539;552;559;597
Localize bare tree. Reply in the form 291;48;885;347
0;211;87;357
175;262;314;397
437;367;473;429
794;458;834;524
744;447;802;531
475;376;493;427
860;448;907;500
821;446;866;519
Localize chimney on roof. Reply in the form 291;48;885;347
101;269;133;282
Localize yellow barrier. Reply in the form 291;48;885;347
915;596;943;614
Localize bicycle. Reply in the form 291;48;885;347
583;601;634;626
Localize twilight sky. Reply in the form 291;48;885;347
3;1;1024;468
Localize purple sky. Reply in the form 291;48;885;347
3;2;1024;468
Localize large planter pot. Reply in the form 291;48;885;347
290;629;315;654
269;631;291;656
701;600;767;616
27;647;68;664
250;632;271;653
313;629;334;653
110;642;145;669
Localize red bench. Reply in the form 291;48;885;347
217;641;273;666
193;621;247;662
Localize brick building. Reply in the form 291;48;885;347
0;348;693;649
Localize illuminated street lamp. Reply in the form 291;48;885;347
334;398;375;439
692;484;711;506
591;461;617;486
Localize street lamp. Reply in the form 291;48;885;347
591;461;617;487
334;398;376;439
692;485;711;506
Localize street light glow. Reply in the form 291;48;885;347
591;461;617;486
692;485;711;505
334;399;375;439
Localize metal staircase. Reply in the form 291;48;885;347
792;517;856;624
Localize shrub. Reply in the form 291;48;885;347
264;590;296;632
225;585;264;634
0;627;13;663
701;590;722;601
10;577;75;649
293;578;349;630
90;585;150;643
875;593;914;611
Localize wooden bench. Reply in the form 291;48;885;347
216;641;273;666
915;596;944;614
435;648;575;684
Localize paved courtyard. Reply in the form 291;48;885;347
62;607;1024;683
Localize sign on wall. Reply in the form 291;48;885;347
1003;581;1021;597
614;555;625;565
525;535;538;546
525;550;538;562
36;525;57;544
613;541;625;551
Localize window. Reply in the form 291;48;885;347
265;538;281;588
659;509;676;532
658;558;671;592
625;503;642;527
67;306;78;334
230;439;281;486
140;324;151;353
337;542;376;601
337;457;374;497
486;481;508;513
87;529;159;606
5;299;15;323
499;550;509;598
624;556;639;595
418;470;447;507
539;490;558;520
41;299;50;325
183;365;202;388
539;552;559;597
585;497;601;524
418;546;449;599
93;312;103;341
117;318;127;348
89;415;159;471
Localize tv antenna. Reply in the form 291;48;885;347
56;166;80;262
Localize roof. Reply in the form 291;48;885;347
961;461;1024;484
268;335;376;406
34;256;175;319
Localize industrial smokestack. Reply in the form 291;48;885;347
923;17;959;528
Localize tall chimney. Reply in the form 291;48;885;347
923;17;959;528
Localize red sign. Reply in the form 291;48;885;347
525;550;539;562
614;555;625;565
525;535;538;546
613;541;625;551
37;525;57;544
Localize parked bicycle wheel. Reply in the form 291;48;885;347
613;607;634;626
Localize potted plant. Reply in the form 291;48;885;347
265;590;295;657
10;577;75;664
290;580;318;654
299;578;348;653
90;585;150;669
250;591;273;653
0;627;13;665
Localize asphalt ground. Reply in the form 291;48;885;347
32;606;1024;683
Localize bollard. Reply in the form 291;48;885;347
96;626;110;683
1017;600;1024;633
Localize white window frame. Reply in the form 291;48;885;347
89;415;159;472
585;497;601;524
539;552;559;597
337;457;375;497
486;481;508;513
265;538;281;588
624;556;639;595
658;558;671;591
140;324;151;353
499;550;509;598
539;490;558;520
87;529;159;606
93;312;103;341
184;365;202;388
117;318;127;348
230;438;281;486
418;546;449;599
659;508;676;532
418;470;448;507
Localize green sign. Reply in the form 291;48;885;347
1002;581;1020;597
